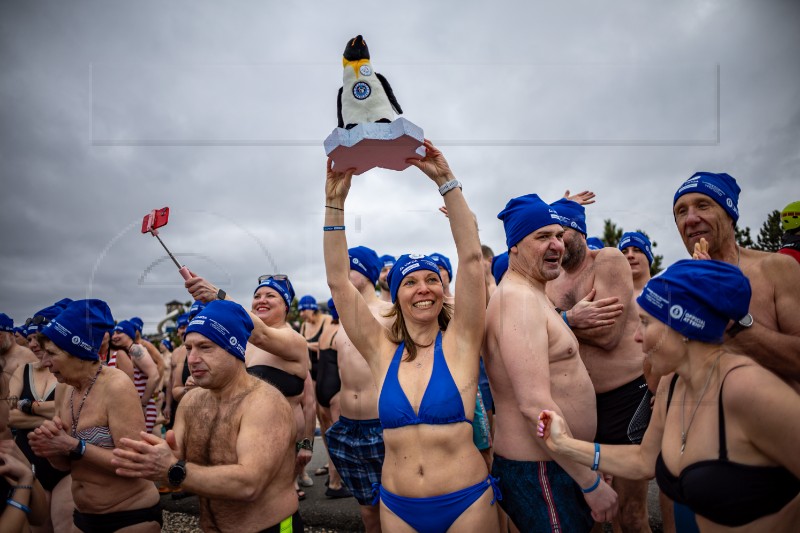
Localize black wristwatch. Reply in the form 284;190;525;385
168;460;187;487
727;313;753;338
216;288;227;301
296;438;313;453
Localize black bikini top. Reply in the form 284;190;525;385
655;368;800;527
247;364;305;397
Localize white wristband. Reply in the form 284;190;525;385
438;179;462;196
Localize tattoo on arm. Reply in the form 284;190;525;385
130;345;144;359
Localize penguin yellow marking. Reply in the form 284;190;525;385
342;58;371;79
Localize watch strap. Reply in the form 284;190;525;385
216;288;227;301
168;459;187;487
438;179;462;196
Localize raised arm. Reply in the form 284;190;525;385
408;140;485;352
323;158;386;368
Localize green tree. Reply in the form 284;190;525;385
735;226;754;248
602;219;624;248
753;210;783;252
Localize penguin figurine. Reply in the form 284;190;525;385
337;35;403;129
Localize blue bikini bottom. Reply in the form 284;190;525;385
372;475;501;533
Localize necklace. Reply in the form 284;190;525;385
69;365;103;438
680;351;722;454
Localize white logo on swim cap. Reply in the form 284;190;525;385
409;254;424;259
726;198;733;208
570;221;578;229
669;305;684;320
72;336;81;345
229;336;237;346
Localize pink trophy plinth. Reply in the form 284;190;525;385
324;118;425;176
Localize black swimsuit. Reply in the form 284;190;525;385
656;368;800;527
14;363;68;491
304;322;324;381
315;330;341;408
247;365;305;397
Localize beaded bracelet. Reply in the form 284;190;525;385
581;474;601;494
12;485;34;490
591;442;601;471
6;499;31;514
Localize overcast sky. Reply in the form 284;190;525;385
2;1;798;333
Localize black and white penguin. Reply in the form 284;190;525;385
337;35;403;129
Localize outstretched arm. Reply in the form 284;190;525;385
323;158;386;370
408;140;485;353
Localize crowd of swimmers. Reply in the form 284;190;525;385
1;141;799;532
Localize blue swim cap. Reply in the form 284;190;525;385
587;237;605;250
254;277;295;310
637;259;750;343
186;300;253;361
41;299;115;361
161;338;174;351
491;252;509;285
188;300;206;320
550;198;587;236
673;172;740;222
176;313;190;328
349;246;381;285
379;254;396;268
387;254;442;303
298;295;319;312
429;252;453;281
113;320;137;341
0;313;13;332
129;317;144;333
327;298;339;321
619;232;654;266
498;194;563;248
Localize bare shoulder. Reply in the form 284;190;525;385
720;359;791;411
758;249;800;282
102;365;138;389
593;246;629;272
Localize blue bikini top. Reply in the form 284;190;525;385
378;331;472;429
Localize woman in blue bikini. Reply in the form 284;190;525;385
324;140;500;533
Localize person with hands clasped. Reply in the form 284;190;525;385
111;300;302;532
537;260;800;532
324;140;501;533
27;299;162;532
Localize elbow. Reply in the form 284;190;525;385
238;479;262;503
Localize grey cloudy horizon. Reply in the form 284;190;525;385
2;1;798;333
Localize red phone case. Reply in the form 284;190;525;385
141;207;170;233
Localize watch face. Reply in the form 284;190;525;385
739;313;753;327
168;461;187;486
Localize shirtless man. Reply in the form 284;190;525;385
673;172;800;382
111;321;160;432
485;193;617;532
378;255;396;303
0;313;36;380
325;245;391;533
112;300;301;532
546;198;649;533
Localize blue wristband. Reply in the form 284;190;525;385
561;310;570;327
6;499;32;514
581;474;602;494
323;225;345;231
591;442;601;471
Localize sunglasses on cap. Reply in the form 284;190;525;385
257;274;289;283
24;316;50;327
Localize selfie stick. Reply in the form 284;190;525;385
143;209;192;281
